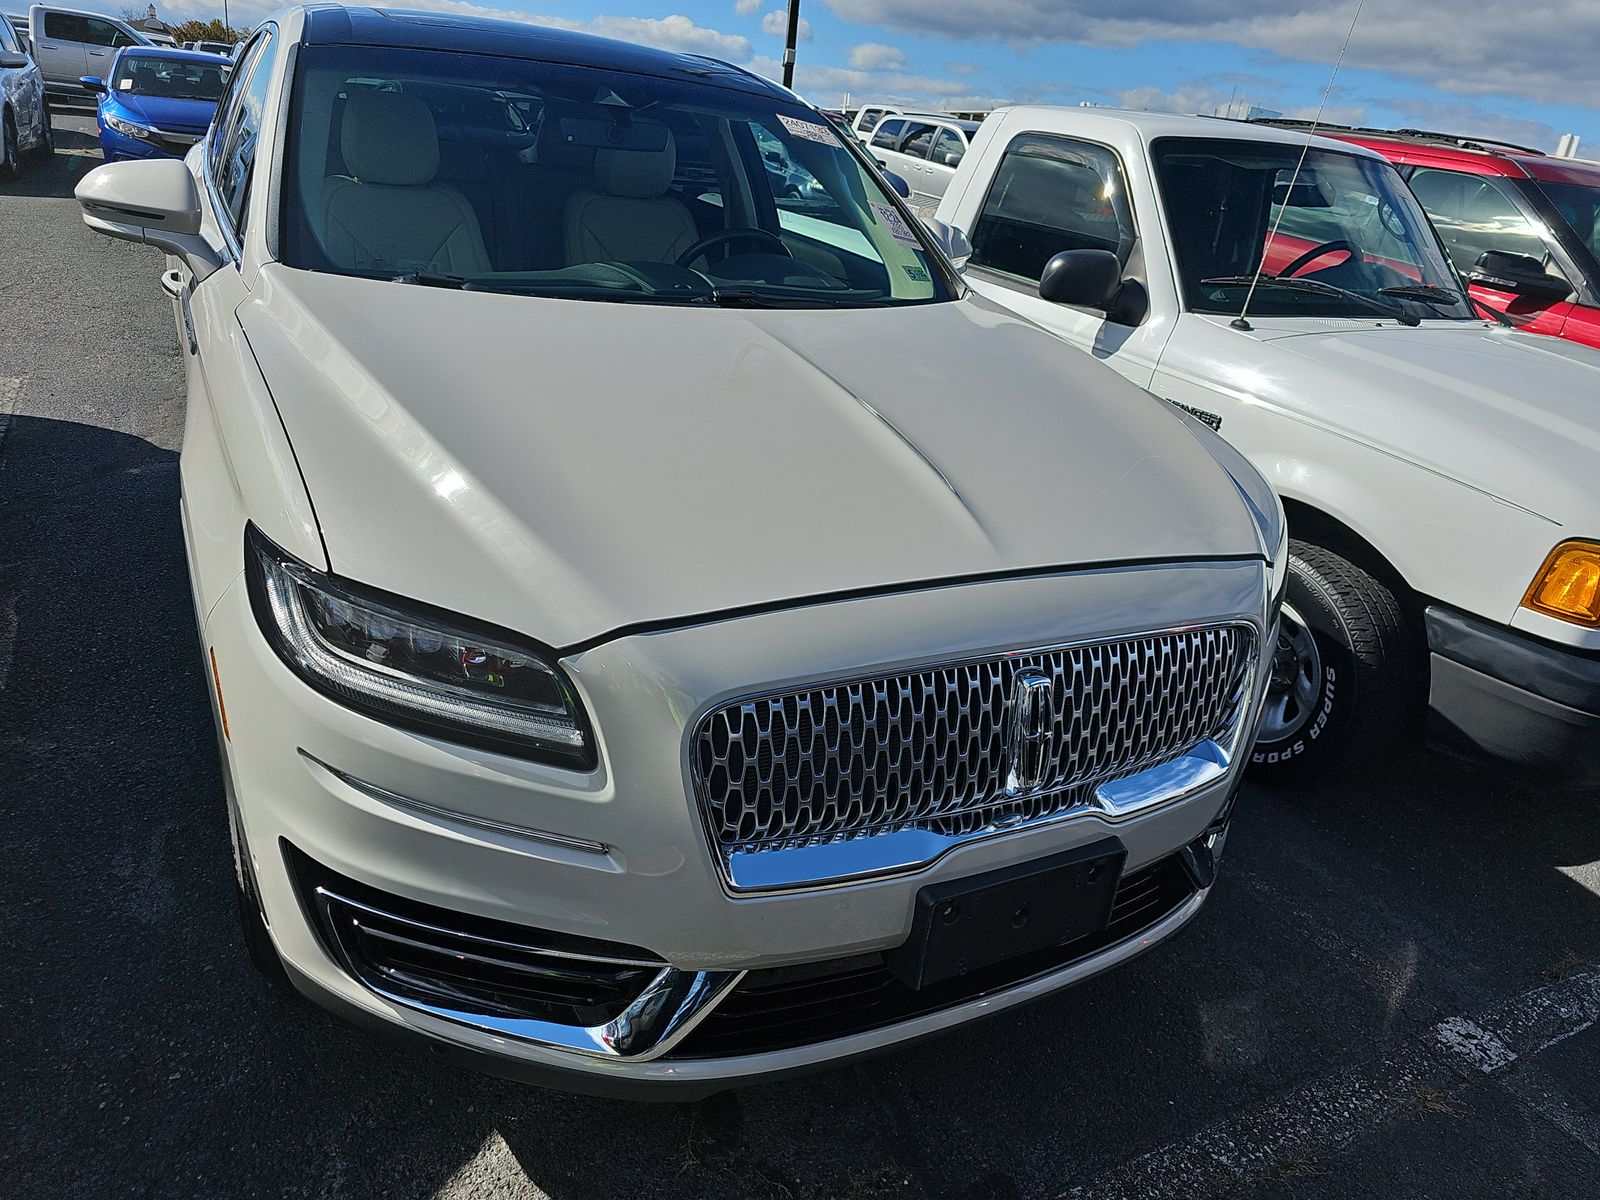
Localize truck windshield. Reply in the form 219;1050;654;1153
280;45;955;309
1151;137;1471;322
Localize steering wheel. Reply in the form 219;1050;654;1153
1278;239;1358;278
676;228;791;268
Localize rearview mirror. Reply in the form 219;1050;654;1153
0;51;28;69
920;217;972;267
79;75;107;94
1039;249;1122;309
75;159;222;281
1469;250;1571;303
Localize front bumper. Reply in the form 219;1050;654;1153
1426;605;1600;784
97;122;201;163
203;556;1268;1094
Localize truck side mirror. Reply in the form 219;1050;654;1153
1038;249;1122;309
920;217;972;267
1469;250;1571;303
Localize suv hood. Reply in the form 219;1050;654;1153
241;268;1261;647
1194;318;1600;522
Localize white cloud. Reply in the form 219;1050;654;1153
944;61;981;77
761;8;812;42
823;0;1600;111
735;0;761;14
847;42;906;71
1107;81;1366;128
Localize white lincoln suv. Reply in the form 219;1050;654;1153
75;6;1283;1096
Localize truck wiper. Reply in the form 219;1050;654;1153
1378;283;1513;327
1202;274;1420;327
706;288;858;309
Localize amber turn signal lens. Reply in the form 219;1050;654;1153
1522;541;1600;628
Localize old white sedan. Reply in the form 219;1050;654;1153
76;7;1281;1096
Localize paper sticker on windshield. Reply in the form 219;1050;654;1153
778;114;838;146
118;79;133;89
870;201;920;248
903;264;930;282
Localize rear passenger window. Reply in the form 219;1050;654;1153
968;133;1136;282
870;119;904;150
899;123;937;160
81;18;123;47
43;12;88;40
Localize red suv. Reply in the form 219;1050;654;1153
1260;122;1600;349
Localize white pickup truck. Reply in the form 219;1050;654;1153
932;107;1600;781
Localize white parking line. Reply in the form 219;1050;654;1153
1062;970;1600;1198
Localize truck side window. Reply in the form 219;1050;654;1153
1407;168;1570;284
968;133;1136;283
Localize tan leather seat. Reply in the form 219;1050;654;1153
321;91;492;276
563;133;699;265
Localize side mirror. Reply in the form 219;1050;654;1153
75;159;223;281
1469;250;1571;302
882;169;911;199
920;217;972;267
79;75;107;94
0;51;28;69
1039;249;1122;309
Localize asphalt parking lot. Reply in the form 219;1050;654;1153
4;109;1600;1200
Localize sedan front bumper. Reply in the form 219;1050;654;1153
202;555;1268;1094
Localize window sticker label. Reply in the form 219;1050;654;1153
903;264;930;282
119;78;133;89
870;201;921;248
778;113;838;146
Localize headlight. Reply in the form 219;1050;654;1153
1522;540;1600;628
105;112;152;139
245;526;593;767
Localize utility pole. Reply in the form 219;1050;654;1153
780;0;800;89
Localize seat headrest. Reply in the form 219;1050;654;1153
341;91;439;186
594;131;677;199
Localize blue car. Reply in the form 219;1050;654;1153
82;47;230;163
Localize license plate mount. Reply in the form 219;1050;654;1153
885;838;1126;991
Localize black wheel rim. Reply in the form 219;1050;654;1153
1257;601;1324;745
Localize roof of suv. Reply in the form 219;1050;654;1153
1252;119;1600;187
299;5;788;100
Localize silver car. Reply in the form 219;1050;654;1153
0;9;48;177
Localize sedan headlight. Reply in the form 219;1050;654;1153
1522;540;1600;628
105;112;152;140
245;526;593;767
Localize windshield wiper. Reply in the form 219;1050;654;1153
706;287;866;309
1202;274;1420;327
1378;283;1513;327
392;270;472;289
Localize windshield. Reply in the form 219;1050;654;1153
1537;181;1600;264
281;45;955;309
114;54;230;101
1151;137;1471;321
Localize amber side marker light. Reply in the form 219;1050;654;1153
210;647;231;741
1522;541;1600;628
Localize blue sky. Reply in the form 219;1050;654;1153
141;0;1597;150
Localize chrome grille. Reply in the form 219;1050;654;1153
692;625;1255;872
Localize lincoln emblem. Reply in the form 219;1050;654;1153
1005;669;1055;796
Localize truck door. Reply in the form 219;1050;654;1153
35;11;88;87
955;131;1169;387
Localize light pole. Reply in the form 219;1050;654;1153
780;0;800;89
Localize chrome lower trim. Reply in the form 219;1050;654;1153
309;883;741;1060
721;736;1236;891
300;750;610;855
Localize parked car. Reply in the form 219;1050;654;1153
81;46;228;162
0;8;49;176
935;106;1600;781
183;38;232;55
868;112;978;208
142;29;177;48
75;8;1283;1096
1278;123;1600;351
850;102;901;136
28;4;149;99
